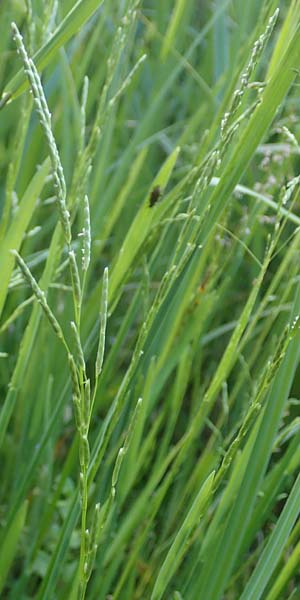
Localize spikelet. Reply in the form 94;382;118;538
221;9;279;140
68;353;81;399
80;76;89;151
70;321;86;374
11;22;71;245
12;250;64;341
108;54;146;108
69;250;82;316
82;195;91;273
95;267;109;378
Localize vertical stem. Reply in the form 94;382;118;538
78;466;88;599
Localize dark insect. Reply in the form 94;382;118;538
149;185;162;207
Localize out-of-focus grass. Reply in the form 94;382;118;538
1;1;300;598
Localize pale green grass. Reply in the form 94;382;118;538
1;1;300;599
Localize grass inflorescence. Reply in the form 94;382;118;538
1;1;300;599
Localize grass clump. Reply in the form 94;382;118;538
1;1;300;599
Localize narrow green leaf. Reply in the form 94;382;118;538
161;0;188;61
196;282;300;599
240;471;300;600
0;158;50;319
0;0;105;107
0;500;28;595
108;146;180;303
151;471;215;600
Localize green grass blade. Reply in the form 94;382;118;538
151;471;215;600
161;0;189;61
0;0;105;107
0;158;50;318
108;146;180;303
265;539;300;600
196;283;300;599
0;500;28;595
240;471;300;600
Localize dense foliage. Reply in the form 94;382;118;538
1;1;300;598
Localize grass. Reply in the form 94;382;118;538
1;0;300;598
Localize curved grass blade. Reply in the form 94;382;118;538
0;0;105;108
0;158;50;319
196;283;300;599
0;501;28;595
151;471;214;600
240;471;300;600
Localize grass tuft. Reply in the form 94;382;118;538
2;2;300;599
